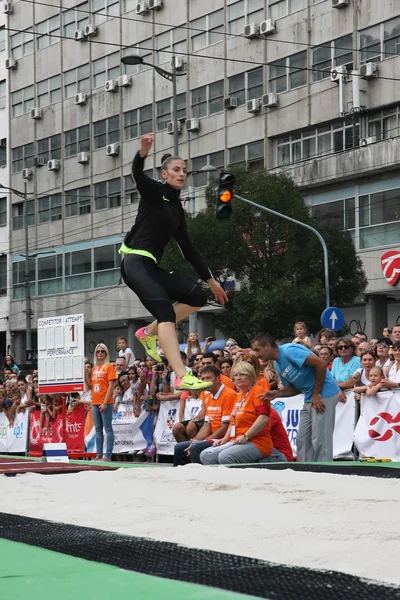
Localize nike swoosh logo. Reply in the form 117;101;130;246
163;196;170;202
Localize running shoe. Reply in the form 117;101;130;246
176;371;212;391
135;327;162;362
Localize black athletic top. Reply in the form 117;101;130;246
123;152;213;282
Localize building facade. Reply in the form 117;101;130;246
3;0;400;362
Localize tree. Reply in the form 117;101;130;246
161;167;367;345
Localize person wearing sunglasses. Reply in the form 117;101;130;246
331;338;360;402
375;337;394;375
86;343;117;461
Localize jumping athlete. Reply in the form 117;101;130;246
120;133;228;391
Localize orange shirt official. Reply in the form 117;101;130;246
257;376;270;392
91;363;117;405
230;384;272;456
202;384;237;434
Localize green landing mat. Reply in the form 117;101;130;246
0;539;258;600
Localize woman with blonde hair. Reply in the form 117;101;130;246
86;343;117;461
184;332;202;358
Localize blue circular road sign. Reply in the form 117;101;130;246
321;307;345;331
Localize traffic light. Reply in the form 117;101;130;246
216;171;235;219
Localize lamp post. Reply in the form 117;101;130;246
0;182;33;364
121;53;186;157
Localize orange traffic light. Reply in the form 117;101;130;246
216;172;235;219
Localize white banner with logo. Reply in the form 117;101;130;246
354;390;400;460
271;395;304;456
0;410;29;453
154;400;180;455
84;406;153;454
333;390;357;459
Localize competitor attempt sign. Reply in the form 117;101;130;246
38;314;85;394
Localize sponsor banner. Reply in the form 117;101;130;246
183;398;202;421
333;390;356;459
154;400;180;455
29;404;86;456
65;404;86;452
271;395;303;456
354;390;400;460
0;410;29;453
84;406;153;454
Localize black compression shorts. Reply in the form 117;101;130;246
121;254;207;324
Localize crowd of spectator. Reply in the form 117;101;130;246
1;324;400;464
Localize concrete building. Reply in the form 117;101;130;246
3;0;400;362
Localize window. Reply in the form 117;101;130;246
94;244;121;287
191;9;224;51
384;16;400;59
0;80;5;109
334;34;353;69
0;255;6;296
65;249;92;292
93;0;119;24
65;125;90;157
312;198;355;231
0;140;5;168
11;86;35;117
38;195;62;223
228;69;264;107
95;178;121;211
64;64;90;98
123;39;153;74
37;254;63;296
10;28;34;59
36;15;60;50
38;135;62;162
12;259;35;300
124;175;140;205
368;106;399;141
12;143;34;173
268;0;306;21
0;197;6;226
191;81;224;118
123;0;136;11
228;0;264;35
12;200;35;229
156;27;186;65
63;2;89;36
156;93;186;130
92;52;120;88
124;104;153;140
360;25;381;63
229;141;264;169
312;44;331;82
94;116;120;149
269;51;307;93
65;186;91;217
0;26;5;52
37;75;61;107
191;151;224;187
359;189;400;249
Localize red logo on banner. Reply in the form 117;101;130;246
381;251;400;286
368;412;400;442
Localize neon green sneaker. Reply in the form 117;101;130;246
176;371;213;391
135;327;162;362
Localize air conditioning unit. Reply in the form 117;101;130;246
330;65;347;82
31;107;42;120
244;23;259;39
84;24;98;37
224;97;238;110
105;79;118;92
167;121;182;135
3;2;13;14
74;92;87;106
359;62;378;79
34;156;47;167
106;143;120;156
246;98;262;114
259;19;276;36
262;93;279;108
77;152;90;164
359;136;376;147
332;0;349;7
5;58;17;70
118;74;131;87
136;1;149;15
149;0;163;9
74;29;86;41
186;118;200;132
173;55;186;71
48;159;61;171
22;168;33;180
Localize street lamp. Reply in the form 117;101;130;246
0;182;33;364
121;53;186;157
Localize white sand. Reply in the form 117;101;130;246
1;465;400;585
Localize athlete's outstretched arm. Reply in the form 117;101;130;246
131;133;159;198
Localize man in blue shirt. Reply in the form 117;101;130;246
251;333;340;462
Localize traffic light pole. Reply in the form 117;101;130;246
234;194;330;309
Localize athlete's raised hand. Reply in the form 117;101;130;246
140;133;155;158
208;278;229;305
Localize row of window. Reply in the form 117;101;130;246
11;242;122;299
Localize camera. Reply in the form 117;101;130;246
155;364;164;371
207;336;216;342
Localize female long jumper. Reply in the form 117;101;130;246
120;133;228;391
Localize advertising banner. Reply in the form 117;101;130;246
84;406;153;454
354;390;400;460
154;400;180;455
0;410;29;453
333;390;356;459
271;395;303;456
29;404;86;456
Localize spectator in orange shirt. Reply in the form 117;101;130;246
86;343;117;462
173;365;237;466
200;362;272;465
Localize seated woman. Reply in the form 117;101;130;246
200;362;272;465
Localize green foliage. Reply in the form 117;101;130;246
161;167;367;343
